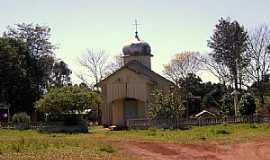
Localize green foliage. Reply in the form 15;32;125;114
35;86;101;117
179;73;225;114
0;37;37;114
50;60;72;87
12;112;31;124
202;85;224;109
221;95;234;116
239;93;256;115
1;23;71;114
148;88;185;122
4;23;56;94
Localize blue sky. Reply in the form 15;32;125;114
1;0;270;83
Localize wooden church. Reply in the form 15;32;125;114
96;29;174;126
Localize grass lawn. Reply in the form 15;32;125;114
91;123;270;144
0;123;270;159
0;130;122;160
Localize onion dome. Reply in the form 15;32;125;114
122;32;152;56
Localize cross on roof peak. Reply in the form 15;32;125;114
133;19;141;41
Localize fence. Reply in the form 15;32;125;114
0;122;45;129
126;116;270;129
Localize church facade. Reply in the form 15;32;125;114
96;33;174;126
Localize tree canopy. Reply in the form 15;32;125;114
208;17;250;90
35;86;101;116
0;23;71;114
0;37;37;114
148;88;185;122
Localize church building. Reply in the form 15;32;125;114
96;28;174;126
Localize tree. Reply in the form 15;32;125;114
35;86;101;117
1;23;71;115
78;50;124;88
0;37;36;114
200;54;231;85
4;23;56;95
202;85;225;110
78;49;109;87
163;51;201;86
148;88;185;124
208;17;250;90
106;53;124;74
178;73;215;97
239;93;256;115
246;25;270;105
221;95;234;116
50;60;72;87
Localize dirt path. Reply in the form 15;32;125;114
114;139;270;160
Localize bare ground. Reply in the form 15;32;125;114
113;138;270;160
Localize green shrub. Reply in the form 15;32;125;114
35;86;99;133
35;86;101;117
12;112;31;130
12;112;31;124
221;95;234;116
239;93;256;115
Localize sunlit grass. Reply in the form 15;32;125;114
90;123;270;144
0;129;117;160
0;123;270;159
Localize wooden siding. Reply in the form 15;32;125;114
100;67;174;125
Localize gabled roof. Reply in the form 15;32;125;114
96;60;175;87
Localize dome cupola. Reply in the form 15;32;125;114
122;38;152;56
122;20;153;69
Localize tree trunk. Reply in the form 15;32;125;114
260;94;265;106
234;74;238;90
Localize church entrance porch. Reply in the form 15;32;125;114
111;98;144;126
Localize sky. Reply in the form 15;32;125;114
1;0;270;84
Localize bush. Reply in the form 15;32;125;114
12;112;31;124
148;88;185;123
239;93;256;115
221;95;234;116
36;86;100;122
12;112;31;130
35;86;101;118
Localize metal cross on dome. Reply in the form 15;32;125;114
133;19;141;41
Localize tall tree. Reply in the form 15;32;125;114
4;23;56;95
246;25;270;105
163;51;201;87
208;17;250;90
0;37;36;114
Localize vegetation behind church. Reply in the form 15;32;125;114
1;17;270;130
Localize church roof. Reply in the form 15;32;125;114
122;39;152;56
96;60;175;87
